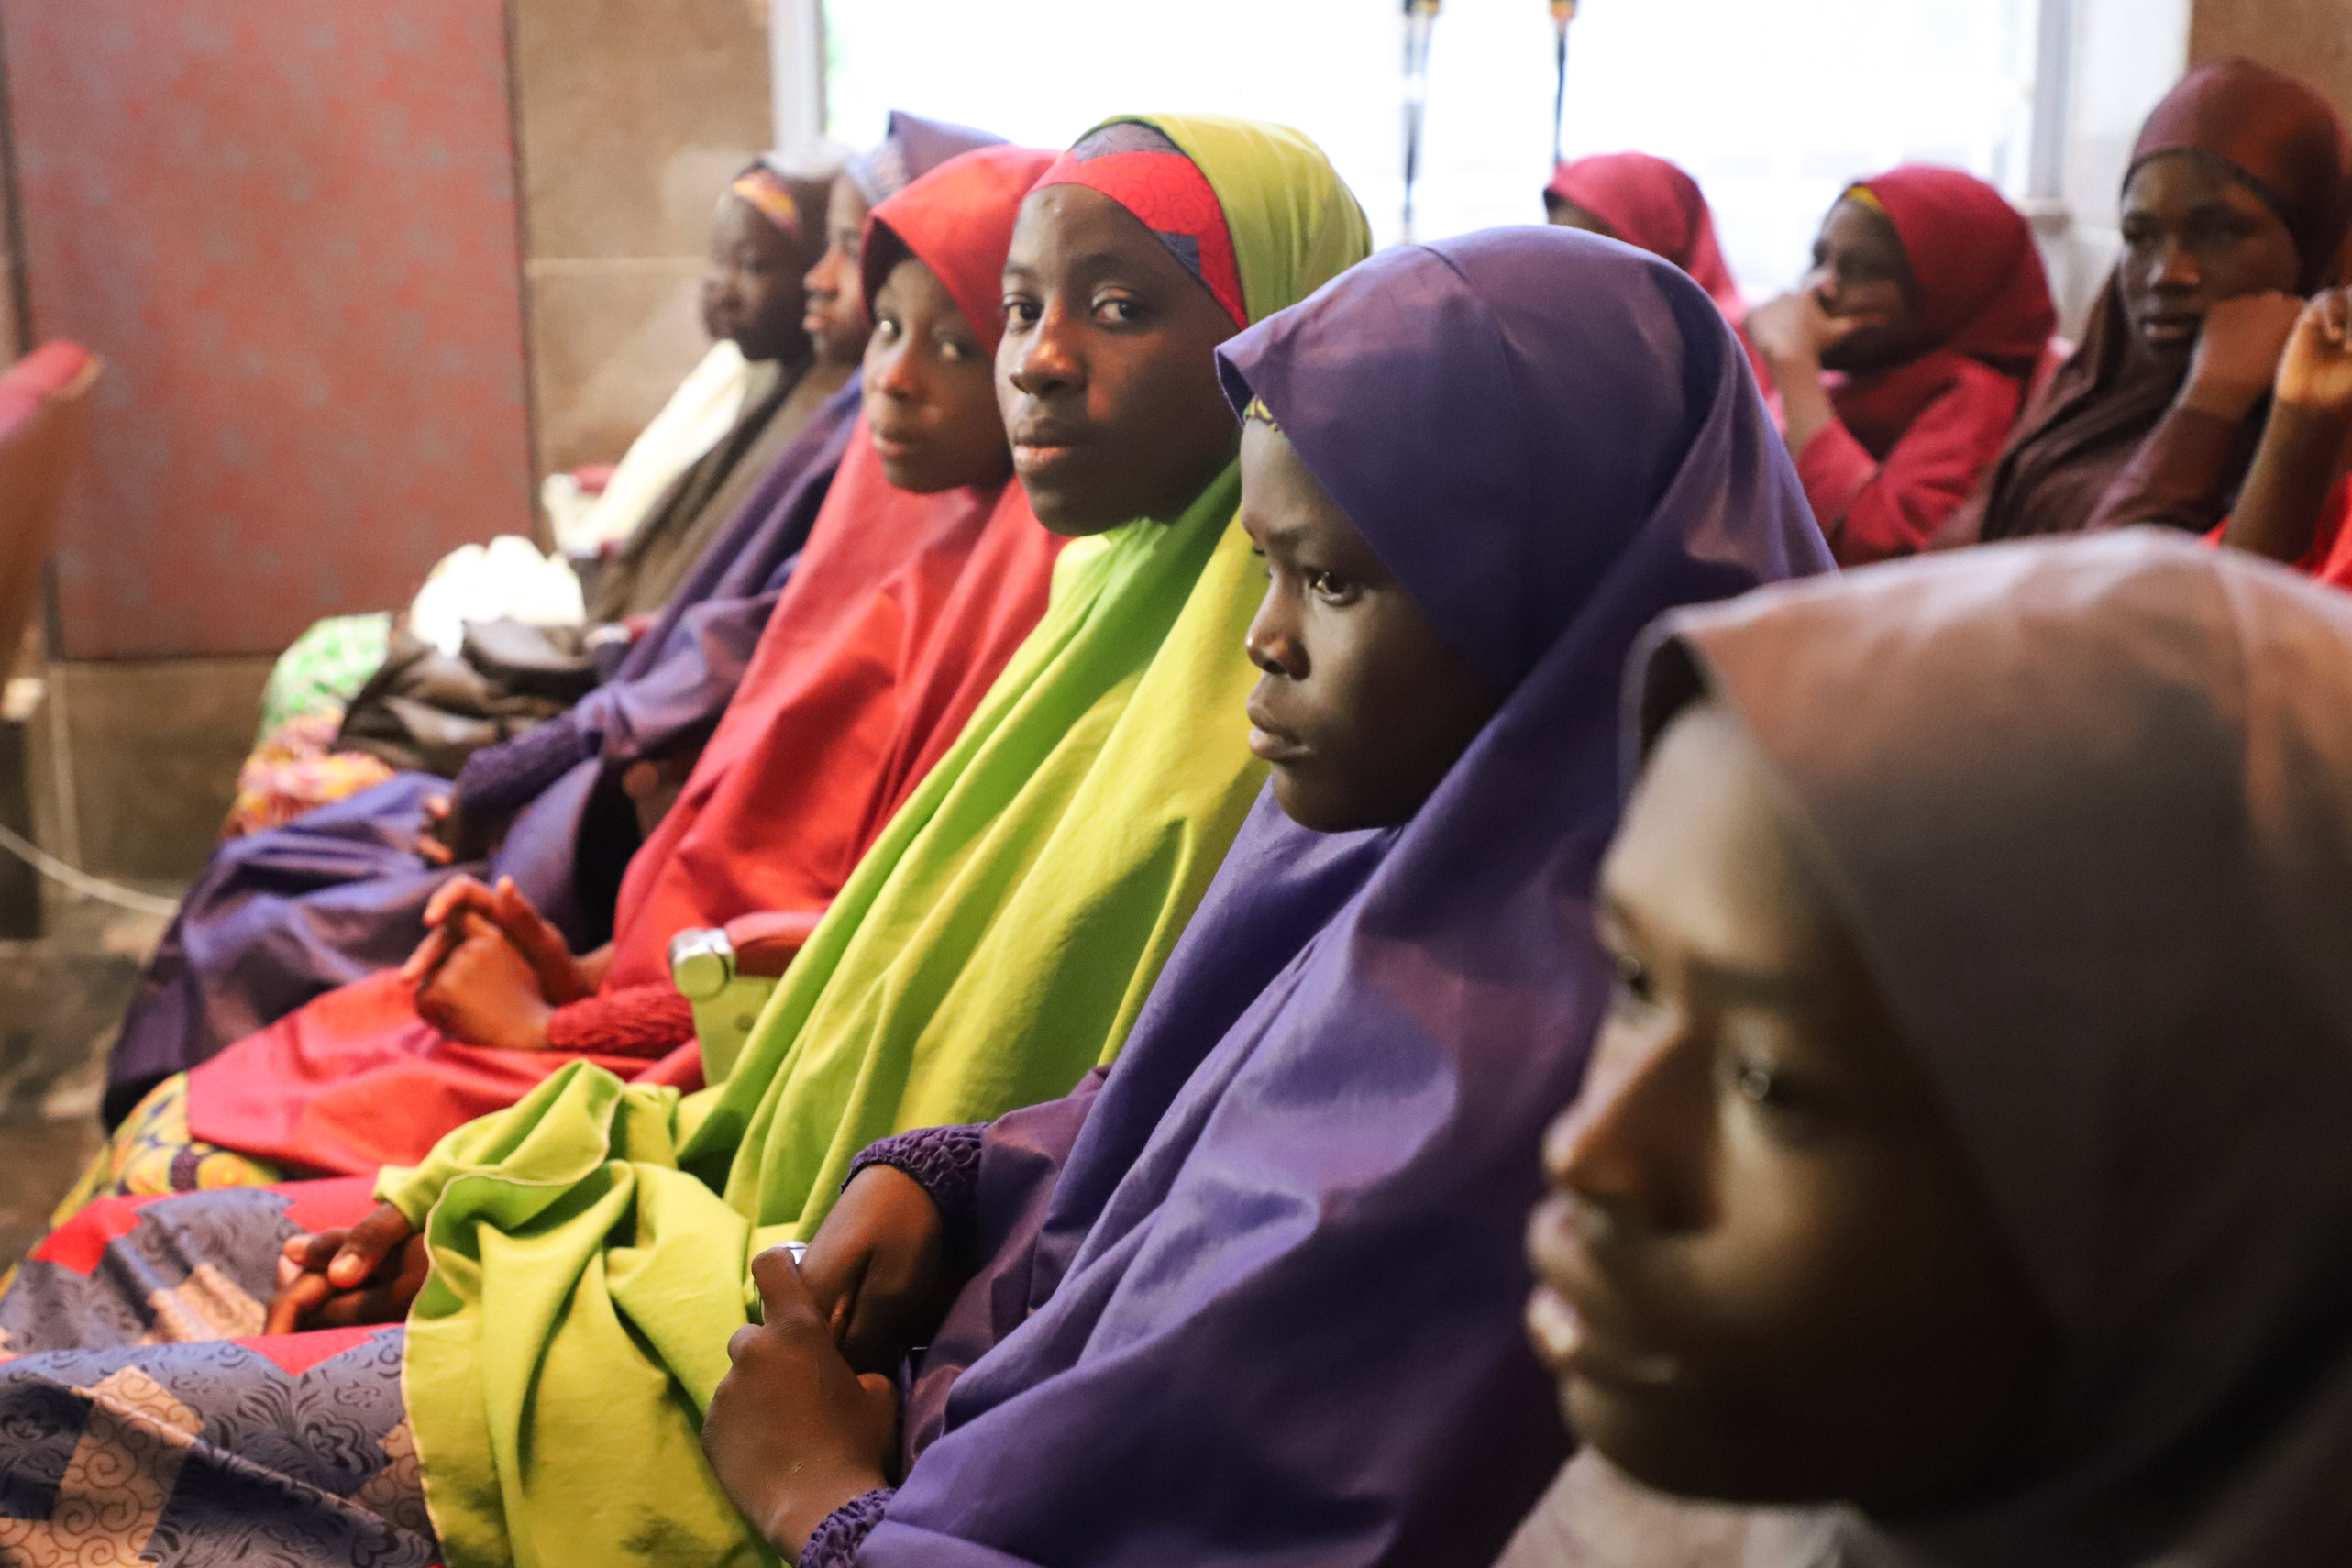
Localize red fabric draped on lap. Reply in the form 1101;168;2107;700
185;468;1063;1176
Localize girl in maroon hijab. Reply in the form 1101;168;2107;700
1748;167;2056;566
1973;58;2352;543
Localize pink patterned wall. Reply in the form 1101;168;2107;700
3;0;534;658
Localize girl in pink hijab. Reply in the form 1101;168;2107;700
1525;530;2352;1566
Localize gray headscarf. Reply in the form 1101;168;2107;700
1631;530;2352;1567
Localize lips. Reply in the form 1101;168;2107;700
1008;408;1092;475
1525;1194;1682;1391
1244;700;1309;765
2140;312;2203;345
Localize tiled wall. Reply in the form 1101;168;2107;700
509;0;773;480
3;0;536;660
2190;0;2352;125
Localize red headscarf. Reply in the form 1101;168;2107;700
1033;122;1248;327
182;148;1070;1173
860;144;1059;357
1854;165;2055;374
1545;152;1744;325
1978;59;2352;542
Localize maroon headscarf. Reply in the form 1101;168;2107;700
1855;165;2054;375
1547;151;1745;326
1976;59;2352;543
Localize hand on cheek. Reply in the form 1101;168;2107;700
702;1245;899;1557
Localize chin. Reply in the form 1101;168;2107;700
1022;482;1126;537
1570;1379;1830;1507
1268;771;1397;834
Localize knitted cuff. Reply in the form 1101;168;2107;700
846;1124;986;1242
544;983;697;1058
452;713;592;821
798;1487;894;1568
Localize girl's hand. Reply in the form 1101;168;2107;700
266;1203;426;1334
406;875;595;1004
702;1247;898;1558
414;915;557;1051
2275;288;2352;419
2184;290;2306;421
1746;291;1872;374
795;1165;952;1374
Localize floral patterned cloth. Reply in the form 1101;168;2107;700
223;711;400;840
47;1075;283;1231
0;1182;436;1566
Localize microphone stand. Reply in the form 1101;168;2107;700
1402;0;1440;242
1550;0;1578;168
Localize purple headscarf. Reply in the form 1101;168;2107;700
866;226;1828;1567
844;111;1007;207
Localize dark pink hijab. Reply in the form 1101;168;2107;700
1639;530;2352;1566
1549;151;1746;326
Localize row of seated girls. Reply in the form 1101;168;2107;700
0;47;2348;1568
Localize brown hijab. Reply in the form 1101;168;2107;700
1633;530;2352;1566
1974;60;2352;543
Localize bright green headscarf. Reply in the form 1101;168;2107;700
385;115;1371;1568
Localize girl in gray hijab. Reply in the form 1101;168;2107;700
1524;529;2352;1566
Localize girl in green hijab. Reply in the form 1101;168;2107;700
268;116;1371;1568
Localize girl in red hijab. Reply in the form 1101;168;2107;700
1748;166;2056;566
90;146;1067;1190
1545;152;1747;329
1975;58;2352;543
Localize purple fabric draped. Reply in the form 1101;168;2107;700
845;112;1008;207
101;381;860;1127
867;227;1829;1568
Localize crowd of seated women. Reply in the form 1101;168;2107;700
0;48;2348;1568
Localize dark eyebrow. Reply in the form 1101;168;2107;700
1259;522;1310;552
1599;889;1806;1009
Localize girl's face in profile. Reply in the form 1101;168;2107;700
1527;700;2056;1516
1237;419;1498;833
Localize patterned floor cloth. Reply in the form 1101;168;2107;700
0;1183;435;1566
45;1077;286;1234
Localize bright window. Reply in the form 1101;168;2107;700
822;0;2044;303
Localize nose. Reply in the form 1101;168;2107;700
2149;233;2202;293
1804;265;1839;314
1244;581;1308;678
1542;1015;1712;1237
872;333;921;403
1007;300;1081;399
805;247;849;305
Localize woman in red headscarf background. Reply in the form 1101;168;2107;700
1746;166;2056;566
1971;58;2352;544
1546;152;1749;331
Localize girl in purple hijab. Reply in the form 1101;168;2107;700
103;115;1006;1125
693;225;1828;1567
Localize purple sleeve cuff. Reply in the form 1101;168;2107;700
798;1487;894;1568
452;713;593;821
848;1124;986;1245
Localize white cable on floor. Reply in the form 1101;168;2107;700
0;820;179;918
